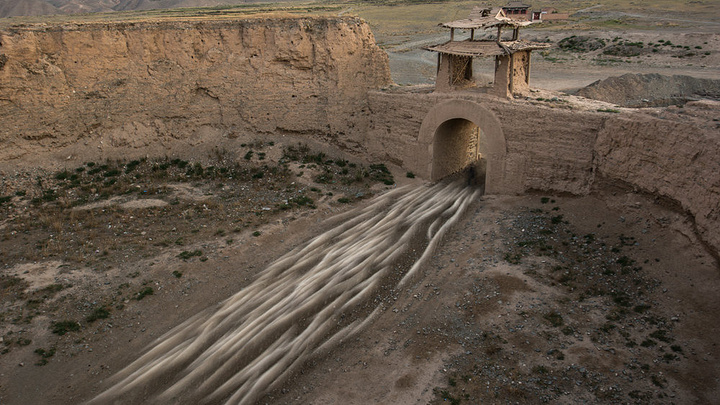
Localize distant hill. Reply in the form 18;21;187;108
112;0;212;12
53;1;122;15
0;0;260;18
0;0;60;17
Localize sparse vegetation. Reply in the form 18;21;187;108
34;347;55;366
86;307;111;323
0;141;397;280
135;287;154;300
558;35;606;52
427;198;685;404
178;250;203;261
51;320;81;335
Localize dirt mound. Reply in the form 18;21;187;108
576;73;720;107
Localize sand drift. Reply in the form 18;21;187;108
90;179;481;405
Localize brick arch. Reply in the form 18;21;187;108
418;99;506;193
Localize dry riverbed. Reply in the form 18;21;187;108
262;184;720;405
2;140;717;404
0;141;403;403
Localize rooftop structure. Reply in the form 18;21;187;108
425;8;549;97
502;1;532;21
530;7;571;22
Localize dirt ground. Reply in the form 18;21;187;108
261;186;720;404
0;139;404;404
1;140;718;404
380;13;720;92
1;5;720;405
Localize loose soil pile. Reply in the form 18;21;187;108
576;73;720;107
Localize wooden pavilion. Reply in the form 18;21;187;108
425;8;549;97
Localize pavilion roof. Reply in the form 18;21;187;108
439;9;532;30
425;39;549;57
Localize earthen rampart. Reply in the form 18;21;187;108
365;90;603;194
0;16;718;253
365;90;720;254
0;17;391;161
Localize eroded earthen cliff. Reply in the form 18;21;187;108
0;16;391;162
594;104;720;254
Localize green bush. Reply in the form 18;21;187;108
51;320;81;335
558;36;606;52
135;287;154;300
86;307;110;323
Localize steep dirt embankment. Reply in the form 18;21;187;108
0;16;391;164
595;103;720;255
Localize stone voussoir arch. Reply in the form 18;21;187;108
418;99;506;193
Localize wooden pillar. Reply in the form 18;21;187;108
470;28;475;40
450;28;455;41
496;26;501;42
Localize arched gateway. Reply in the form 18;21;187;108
409;7;544;194
418;99;506;193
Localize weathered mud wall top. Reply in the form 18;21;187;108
0;16;391;160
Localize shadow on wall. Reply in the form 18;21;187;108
432;118;483;179
417;99;510;194
468;158;487;193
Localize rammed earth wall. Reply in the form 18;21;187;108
365;90;720;255
0;16;718;253
0;17;391;160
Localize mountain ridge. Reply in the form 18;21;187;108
0;0;261;18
